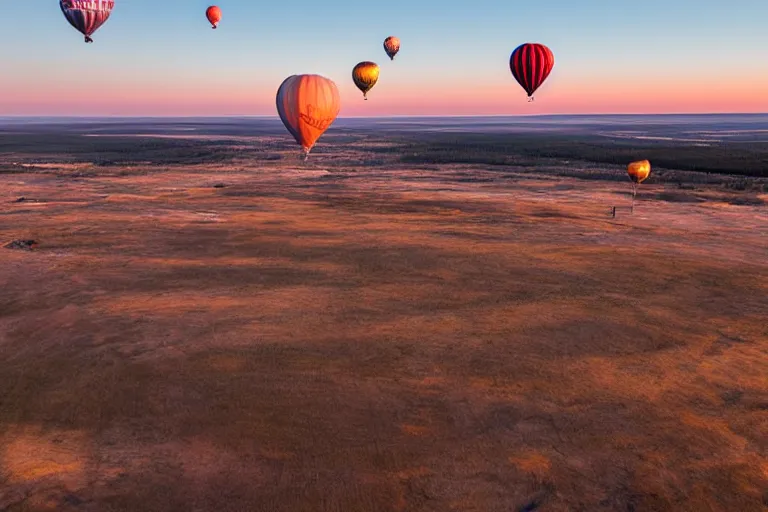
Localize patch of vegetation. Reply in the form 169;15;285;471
0;133;280;167
2;122;766;184
386;133;768;177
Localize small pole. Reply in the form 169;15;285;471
631;183;636;213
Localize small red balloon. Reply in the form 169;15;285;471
206;5;222;29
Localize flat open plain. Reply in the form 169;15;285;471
1;118;767;511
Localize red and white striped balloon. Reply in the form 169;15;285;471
59;0;114;43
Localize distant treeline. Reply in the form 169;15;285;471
0;133;283;167
1;130;766;180
378;133;768;178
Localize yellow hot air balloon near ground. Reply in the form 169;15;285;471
352;61;380;100
627;160;651;185
275;74;341;160
627;159;651;210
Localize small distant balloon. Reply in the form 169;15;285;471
627;160;651;183
627;160;651;184
206;6;222;29
383;36;400;60
509;43;555;100
352;62;380;100
275;74;341;160
59;0;115;43
627;160;651;210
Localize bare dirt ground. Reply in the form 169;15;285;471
1;143;767;511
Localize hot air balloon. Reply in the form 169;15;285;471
276;75;341;160
509;43;555;100
206;6;222;29
627;160;651;210
59;0;115;43
352;62;380;100
383;36;400;60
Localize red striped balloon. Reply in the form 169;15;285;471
509;43;555;98
59;0;114;43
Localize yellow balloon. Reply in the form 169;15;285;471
352;61;380;100
275;74;341;158
627;160;651;184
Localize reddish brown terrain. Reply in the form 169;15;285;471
1;123;767;511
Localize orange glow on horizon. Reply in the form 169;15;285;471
1;75;766;116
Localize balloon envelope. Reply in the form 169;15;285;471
59;0;114;43
627;160;651;184
509;43;555;97
383;36;400;60
276;74;341;157
352;62;380;99
206;6;222;28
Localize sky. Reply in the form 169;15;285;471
1;0;767;117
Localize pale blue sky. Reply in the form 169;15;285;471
1;1;766;115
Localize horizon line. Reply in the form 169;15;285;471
1;112;767;121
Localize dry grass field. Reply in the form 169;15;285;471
1;121;767;511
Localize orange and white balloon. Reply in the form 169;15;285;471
276;74;341;159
